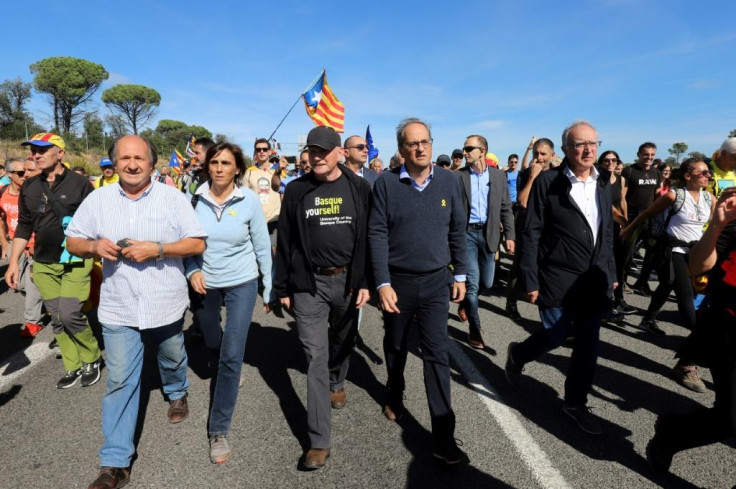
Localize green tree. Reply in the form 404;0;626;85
101;84;161;135
140;119;212;156
664;156;677;167
668;142;688;164
29;57;109;135
83;113;105;151
0;78;40;140
686;151;709;163
105;113;128;139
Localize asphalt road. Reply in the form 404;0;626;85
0;260;734;489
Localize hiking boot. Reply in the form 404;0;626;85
640;319;665;336
563;404;602;435
80;359;102;387
57;369;82;389
209;435;231;464
672;363;707;393
505;342;523;386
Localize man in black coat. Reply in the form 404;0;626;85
505;121;616;436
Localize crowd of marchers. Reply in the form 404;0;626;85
2;122;736;489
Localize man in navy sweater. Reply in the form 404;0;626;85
505;120;616;436
369;117;469;465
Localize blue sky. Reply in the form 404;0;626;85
3;0;735;164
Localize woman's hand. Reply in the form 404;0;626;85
189;271;207;295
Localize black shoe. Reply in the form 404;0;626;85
640;319;666;336
614;300;637;315
432;439;470;466
563;404;602;435
80;359;102;387
603;308;625;324
57;369;81;389
505;342;523;386
632;282;653;297
505;303;522;322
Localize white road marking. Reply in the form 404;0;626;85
449;339;573;489
0;340;55;392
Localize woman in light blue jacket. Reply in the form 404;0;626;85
184;142;272;464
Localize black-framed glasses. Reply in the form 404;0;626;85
255;147;270;153
463;146;481;153
9;170;25;176
346;144;368;151
403;139;433;150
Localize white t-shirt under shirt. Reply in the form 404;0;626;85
667;188;710;254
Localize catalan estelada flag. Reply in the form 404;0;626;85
185;133;197;158
169;150;186;175
303;70;345;133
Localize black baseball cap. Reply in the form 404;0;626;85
436;155;451;167
306;126;341;151
452;149;463;158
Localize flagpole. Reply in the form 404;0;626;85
267;69;326;141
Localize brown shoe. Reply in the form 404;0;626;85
168;394;189;423
87;466;130;489
457;305;468;322
468;328;485;349
301;448;330;470
330;388;346;409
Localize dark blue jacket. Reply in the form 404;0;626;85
520;163;615;310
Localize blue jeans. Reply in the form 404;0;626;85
99;318;189;468
464;228;496;330
192;279;258;436
512;305;602;407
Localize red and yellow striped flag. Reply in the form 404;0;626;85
302;70;345;133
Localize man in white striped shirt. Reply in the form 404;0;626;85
66;135;206;489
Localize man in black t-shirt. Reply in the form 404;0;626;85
274;126;372;471
621;142;660;293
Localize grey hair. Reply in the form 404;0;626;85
5;157;26;171
561;120;597;149
396;117;432;149
720;137;736;155
108;135;158;166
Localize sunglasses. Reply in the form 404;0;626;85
602;158;618;164
9;170;26;176
255;147;270;153
463;146;481;153
346;144;368;151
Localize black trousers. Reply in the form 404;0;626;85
383;267;455;437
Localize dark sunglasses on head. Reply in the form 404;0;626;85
346;144;368;151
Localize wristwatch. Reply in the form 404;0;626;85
156;242;165;261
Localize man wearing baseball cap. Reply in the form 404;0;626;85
451;149;464;171
5;132;102;389
274;125;372;470
94;157;119;189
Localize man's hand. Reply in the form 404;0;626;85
280;297;292;311
189;271;207;295
121;240;158;263
529;159;544;179
93;238;122;261
526;290;539;304
505;239;515;255
378;286;400;314
355;288;370;309
612;282;619;290
5;261;19;290
451;281;466;303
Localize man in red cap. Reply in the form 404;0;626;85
5;133;102;389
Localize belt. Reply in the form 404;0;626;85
313;265;349;276
467;222;486;230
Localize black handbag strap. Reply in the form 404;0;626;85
39;178;69;220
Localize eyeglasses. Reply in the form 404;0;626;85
463;146;481;153
255;147;270;153
602;158;618;164
9;170;26;176
403;138;433;150
690;170;712;177
346;144;368;151
573;141;602;149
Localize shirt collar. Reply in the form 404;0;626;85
564;164;599;183
195;181;243;200
399;164;434;182
117;181;155;200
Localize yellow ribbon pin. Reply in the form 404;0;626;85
441;199;447;207
228;209;238;216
